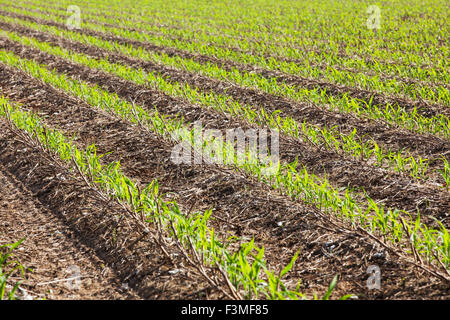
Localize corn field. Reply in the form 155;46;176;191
0;0;448;300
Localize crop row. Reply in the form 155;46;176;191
1;95;337;300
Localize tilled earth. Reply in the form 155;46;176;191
0;5;448;300
0;164;135;300
0;126;219;300
0;67;448;299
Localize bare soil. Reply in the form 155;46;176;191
0;36;447;224
0;123;219;300
0;61;447;299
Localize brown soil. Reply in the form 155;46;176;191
0;60;448;299
0;35;447;225
0;162;133;300
0;122;219;300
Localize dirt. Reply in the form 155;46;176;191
0;36;447;225
0;60;447;299
0;163;133;300
0;122;220;300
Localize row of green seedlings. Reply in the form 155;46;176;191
2;30;446;188
18;27;450;184
13;0;448;90
66;4;450;104
1;48;448;273
1;7;448;112
18;0;443;54
2;12;448;139
24;0;447;61
0;239;27;300
100;0;449;77
0;97;332;300
3;8;448;133
8;4;450;107
1;28;448;188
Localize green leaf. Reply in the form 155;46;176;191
280;250;300;278
322;275;339;300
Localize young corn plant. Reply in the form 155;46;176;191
0;239;27;301
438;157;450;190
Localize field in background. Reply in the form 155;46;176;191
0;0;448;300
